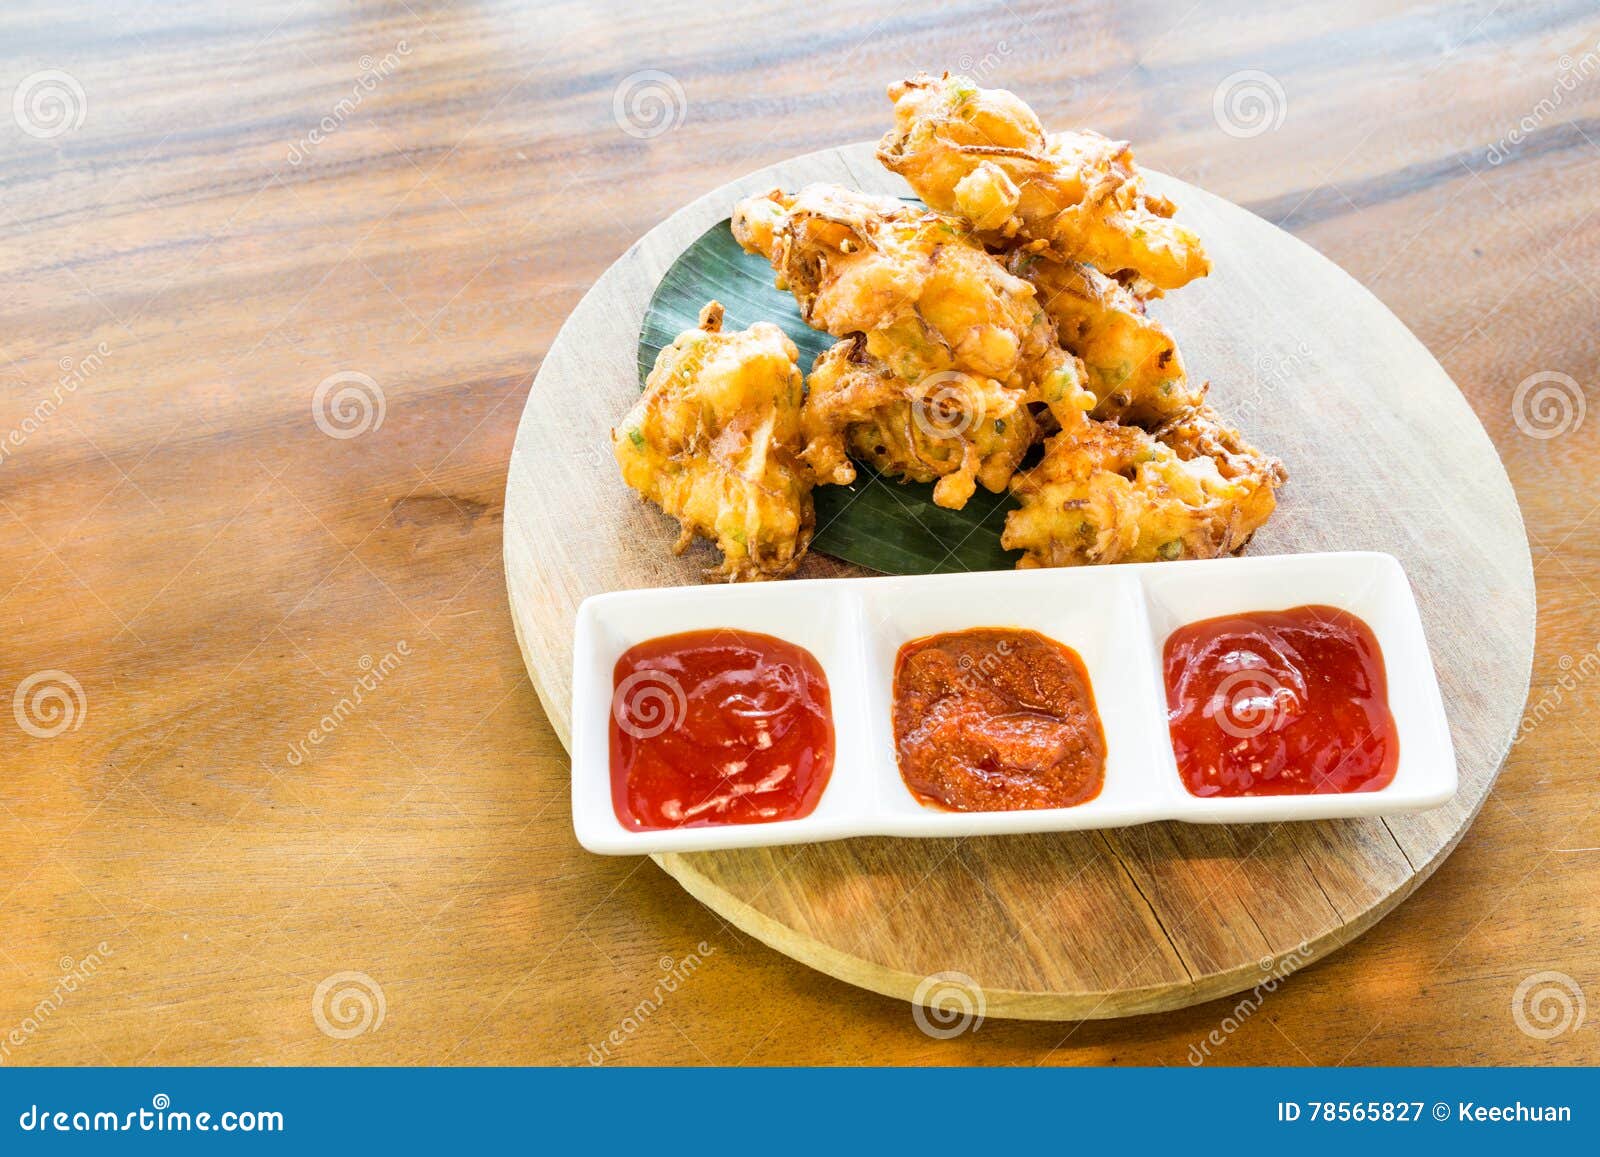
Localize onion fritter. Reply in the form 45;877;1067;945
878;73;1210;292
613;302;814;581
1008;251;1202;424
802;336;1035;510
732;184;1094;428
1001;406;1285;568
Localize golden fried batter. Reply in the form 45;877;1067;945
1009;251;1202;424
1001;406;1285;568
731;184;1093;426
878;73;1210;292
614;302;814;581
803;337;1035;510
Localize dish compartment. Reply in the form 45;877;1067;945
1141;551;1456;821
570;581;877;854
855;569;1179;836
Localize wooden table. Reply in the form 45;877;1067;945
2;0;1595;1066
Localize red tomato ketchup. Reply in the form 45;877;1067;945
609;629;834;830
1163;605;1398;797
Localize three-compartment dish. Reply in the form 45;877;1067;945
572;551;1455;854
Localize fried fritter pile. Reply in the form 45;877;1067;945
732;185;1091;424
1002;407;1286;568
870;72;1282;566
613;302;814;581
802;336;1035;510
1007;252;1200;424
878;72;1210;293
616;73;1285;578
732;184;1086;510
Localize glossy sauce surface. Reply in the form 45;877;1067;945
1163;605;1398;797
892;628;1106;811
609;629;834;830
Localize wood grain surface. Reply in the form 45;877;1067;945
504;144;1532;1019
1;0;1596;1064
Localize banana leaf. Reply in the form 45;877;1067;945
636;218;1020;574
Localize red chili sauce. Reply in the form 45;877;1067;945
1163;605;1398;797
892;628;1105;811
609;629;834;830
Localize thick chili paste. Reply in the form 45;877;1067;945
1163;604;1398;797
609;629;834;830
892;627;1106;811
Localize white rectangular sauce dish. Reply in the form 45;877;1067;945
569;551;1456;855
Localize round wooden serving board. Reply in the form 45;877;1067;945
503;142;1534;1020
